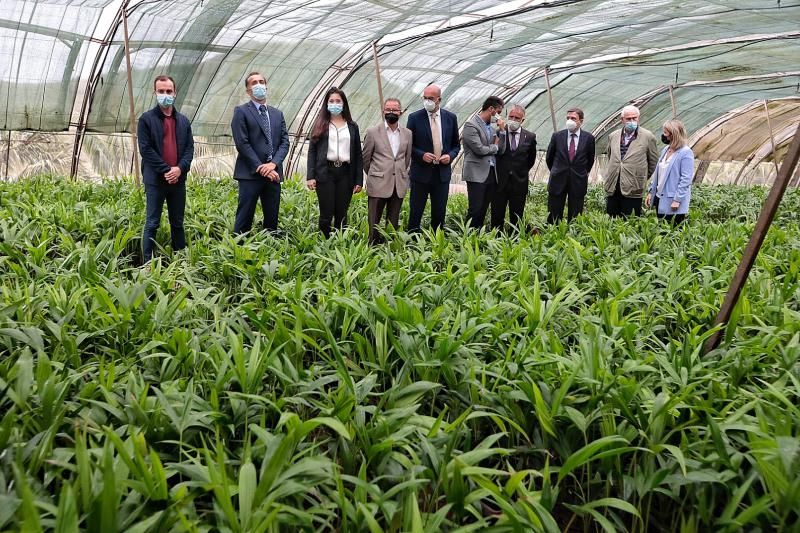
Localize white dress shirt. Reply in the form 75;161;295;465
327;122;350;163
385;122;400;158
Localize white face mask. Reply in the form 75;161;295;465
507;120;521;132
566;119;578;132
423;98;437;113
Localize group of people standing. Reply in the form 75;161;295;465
137;73;695;262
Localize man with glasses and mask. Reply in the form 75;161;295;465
604;105;658;217
492;104;537;232
231;71;290;235
362;97;412;244
406;84;460;233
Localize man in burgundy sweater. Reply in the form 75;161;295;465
137;75;194;263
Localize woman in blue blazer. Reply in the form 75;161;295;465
645;119;694;225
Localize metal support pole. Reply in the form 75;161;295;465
704;122;800;354
4;130;10;181
122;3;141;186
668;84;677;118
372;40;385;112
543;66;558;133
762;100;780;178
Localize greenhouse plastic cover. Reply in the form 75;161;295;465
2;0;800;169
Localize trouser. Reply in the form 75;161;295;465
606;178;643;217
547;189;585;224
143;182;186;262
654;198;687;225
408;179;449;233
466;171;496;229
368;190;403;244
233;178;281;234
316;163;353;238
491;184;526;231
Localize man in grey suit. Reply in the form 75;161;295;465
231;71;290;234
362;97;412;244
604;105;659;217
462;96;506;229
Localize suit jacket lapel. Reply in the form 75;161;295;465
379;125;392;156
472;114;489;145
247;103;270;139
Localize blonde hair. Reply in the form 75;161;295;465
663;119;687;150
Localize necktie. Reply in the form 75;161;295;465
259;105;273;161
430;113;442;158
511;132;518;151
568;133;576;162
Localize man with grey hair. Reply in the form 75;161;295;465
492;104;537;232
362;97;412;244
603;104;658;217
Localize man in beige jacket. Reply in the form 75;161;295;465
362;97;412;244
604;105;659;217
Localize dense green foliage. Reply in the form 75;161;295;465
1;177;799;532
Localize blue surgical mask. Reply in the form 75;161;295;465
624;121;638;133
251;84;267;100
156;93;175;107
328;103;344;116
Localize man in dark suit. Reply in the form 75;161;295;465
545;107;596;223
406;84;460;232
231;71;290;234
138;74;194;263
492;104;537;232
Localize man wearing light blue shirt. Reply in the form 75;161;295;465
461;96;506;229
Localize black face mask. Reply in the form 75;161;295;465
384;113;399;124
661;134;670;145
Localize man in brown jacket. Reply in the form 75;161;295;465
604;105;659;217
362;97;412;244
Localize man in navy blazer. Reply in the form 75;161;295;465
545;107;596;224
231;72;290;234
137;74;194;263
406;84;460;232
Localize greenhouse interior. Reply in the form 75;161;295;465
1;0;799;531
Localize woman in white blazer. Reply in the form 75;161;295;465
645;119;694;225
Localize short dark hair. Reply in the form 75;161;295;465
481;96;504;111
567;107;584;120
245;72;264;88
153;75;176;91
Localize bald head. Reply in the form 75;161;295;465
422;84;442;112
423;84;441;99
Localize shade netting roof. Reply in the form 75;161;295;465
2;0;800;173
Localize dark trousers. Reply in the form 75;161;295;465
547;187;585;224
368;191;403;244
654;198;687;225
491;185;526;231
143;182;186;262
234;178;281;234
316;163;353;238
606;178;642;217
408;179;450;233
466;172;496;229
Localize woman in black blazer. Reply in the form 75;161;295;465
306;87;364;237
